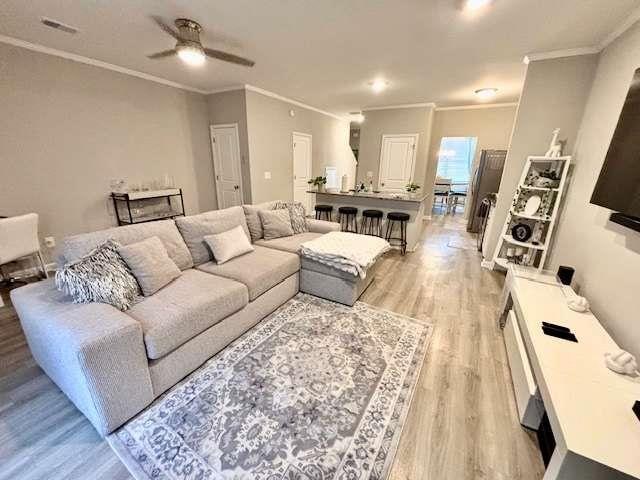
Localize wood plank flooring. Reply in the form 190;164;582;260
0;214;544;480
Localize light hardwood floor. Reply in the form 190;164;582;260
0;214;544;480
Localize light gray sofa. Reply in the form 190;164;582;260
10;205;338;436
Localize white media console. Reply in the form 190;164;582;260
499;265;640;480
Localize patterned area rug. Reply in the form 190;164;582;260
108;293;432;480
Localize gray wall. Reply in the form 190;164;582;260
0;43;215;265
207;90;252;204
484;55;598;258
244;89;353;203
357;106;434;190
425;105;517;209
549;23;640;359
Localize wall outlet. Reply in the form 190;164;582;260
44;236;56;248
264;171;272;180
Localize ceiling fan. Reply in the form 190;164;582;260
148;17;255;68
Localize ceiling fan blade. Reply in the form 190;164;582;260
147;49;177;59
151;16;180;40
204;48;255;67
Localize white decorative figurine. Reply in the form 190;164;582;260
604;350;638;376
545;128;562;157
561;285;590;312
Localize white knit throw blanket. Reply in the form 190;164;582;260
300;231;390;278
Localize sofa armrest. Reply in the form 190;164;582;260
10;280;154;436
307;218;340;234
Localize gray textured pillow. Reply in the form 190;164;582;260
118;236;181;296
242;201;277;242
55;240;140;311
204;225;254;264
260;209;294;240
175;206;250;265
274;201;308;234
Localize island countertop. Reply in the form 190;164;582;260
307;190;427;203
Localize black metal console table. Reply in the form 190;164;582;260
111;188;185;226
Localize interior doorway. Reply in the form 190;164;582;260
210;124;244;209
292;132;313;212
433;136;477;215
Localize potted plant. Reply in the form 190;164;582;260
308;176;327;192
405;182;421;198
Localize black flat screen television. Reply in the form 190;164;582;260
590;68;640;232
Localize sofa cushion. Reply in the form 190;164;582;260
118;237;181;296
127;269;248;359
243;201;277;242
260;209;294;240
203;226;254;264
62;219;193;270
175;206;250;265
197;245;299;301
254;232;323;254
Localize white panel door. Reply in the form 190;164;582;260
378;134;419;191
292;132;312;212
211;124;243;208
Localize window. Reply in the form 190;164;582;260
436;137;478;183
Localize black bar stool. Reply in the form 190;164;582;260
314;204;333;221
360;209;383;237
385;212;410;255
338;206;358;233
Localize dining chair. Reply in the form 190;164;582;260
0;213;48;285
433;176;452;212
448;183;469;215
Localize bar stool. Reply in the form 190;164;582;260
338;206;358;233
314;204;333;221
385;212;410;255
360;209;383;237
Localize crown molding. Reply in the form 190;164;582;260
598;6;640;50
435;102;519;111
362;102;436;112
243;84;345;120
0;34;209;94
207;85;245;94
523;47;600;64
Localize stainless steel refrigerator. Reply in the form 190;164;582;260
467;149;507;233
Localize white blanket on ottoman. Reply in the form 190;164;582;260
300;231;390;278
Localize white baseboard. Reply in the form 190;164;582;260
422;215;432;221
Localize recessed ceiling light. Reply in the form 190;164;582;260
475;88;498;100
369;79;388;93
465;0;492;10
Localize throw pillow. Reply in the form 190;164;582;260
54;239;140;311
274;201;308;234
260;208;294;240
203;225;254;264
242;201;277;242
118;236;181;296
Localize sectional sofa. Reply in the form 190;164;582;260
10;204;338;436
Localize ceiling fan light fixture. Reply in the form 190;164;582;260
177;44;206;66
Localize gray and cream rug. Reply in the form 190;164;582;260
108;293;432;480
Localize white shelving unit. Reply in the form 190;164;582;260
491;155;571;271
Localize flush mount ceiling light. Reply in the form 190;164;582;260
465;0;492;10
475;87;498;100
369;79;388;93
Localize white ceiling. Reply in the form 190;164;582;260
1;0;638;114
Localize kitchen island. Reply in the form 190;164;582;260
309;190;428;251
